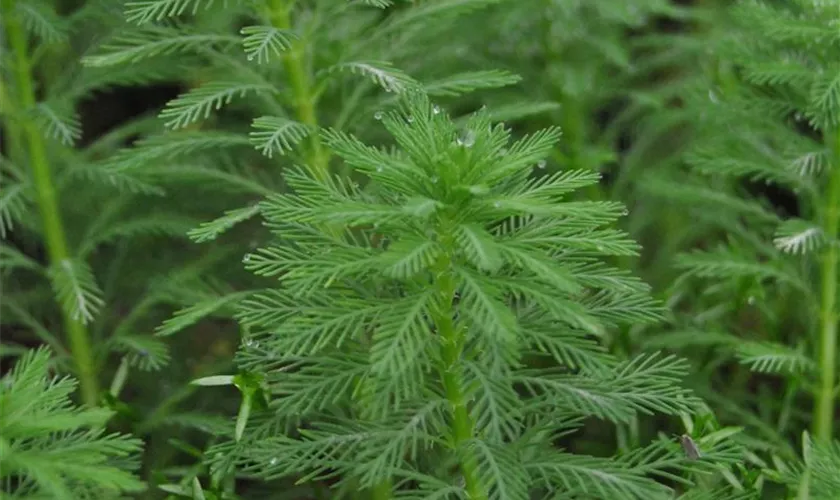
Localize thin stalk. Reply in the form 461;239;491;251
264;2;388;498
814;129;840;441
0;78;26;164
431;248;486;500
266;0;330;181
2;0;99;406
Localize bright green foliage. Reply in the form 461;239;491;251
0;347;145;499
453;0;687;177
768;431;840;499
632;0;840;494
87;0;525;174
8;0;815;497
80;0;531;346
1;0;265;491
205;92;741;499
1;0;229;403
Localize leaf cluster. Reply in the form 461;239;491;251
211;92;742;499
0;347;145;499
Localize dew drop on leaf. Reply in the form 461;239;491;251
430;176;439;184
243;253;252;263
407;115;415;123
374;111;383;120
493;201;501;208
537;160;546;169
432;105;441;115
376;165;383;172
269;457;278;466
457;129;476;147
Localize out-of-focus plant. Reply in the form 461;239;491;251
631;0;840;495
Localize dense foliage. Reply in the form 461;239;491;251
3;0;840;499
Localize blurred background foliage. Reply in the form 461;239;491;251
3;0;839;498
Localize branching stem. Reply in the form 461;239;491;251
814;128;840;441
2;0;99;406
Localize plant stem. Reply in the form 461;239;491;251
432;251;486;500
0;78;26;164
264;3;388;497
2;0;99;406
814;129;840;441
266;0;330;181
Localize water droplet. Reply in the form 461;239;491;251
596;245;604;251
708;89;719;104
747;296;755;305
247;55;254;61
537;160;547;169
374;111;383;120
457;129;476;148
621;209;629;216
407;115;415;123
269;457;278;466
430;176;439;184
432;105;441;115
242;253;252;263
244;338;254;347
493;201;501;208
795;112;804;120
376;165;383;172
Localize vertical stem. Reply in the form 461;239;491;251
265;0;330;181
0;79;26;164
431;248;486;500
263;2;385;498
2;0;99;406
814;129;840;441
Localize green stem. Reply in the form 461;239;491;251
0;78;26;164
432;252;486;500
2;0;99;406
266;0;330;181
814;129;840;441
264;3;387;497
